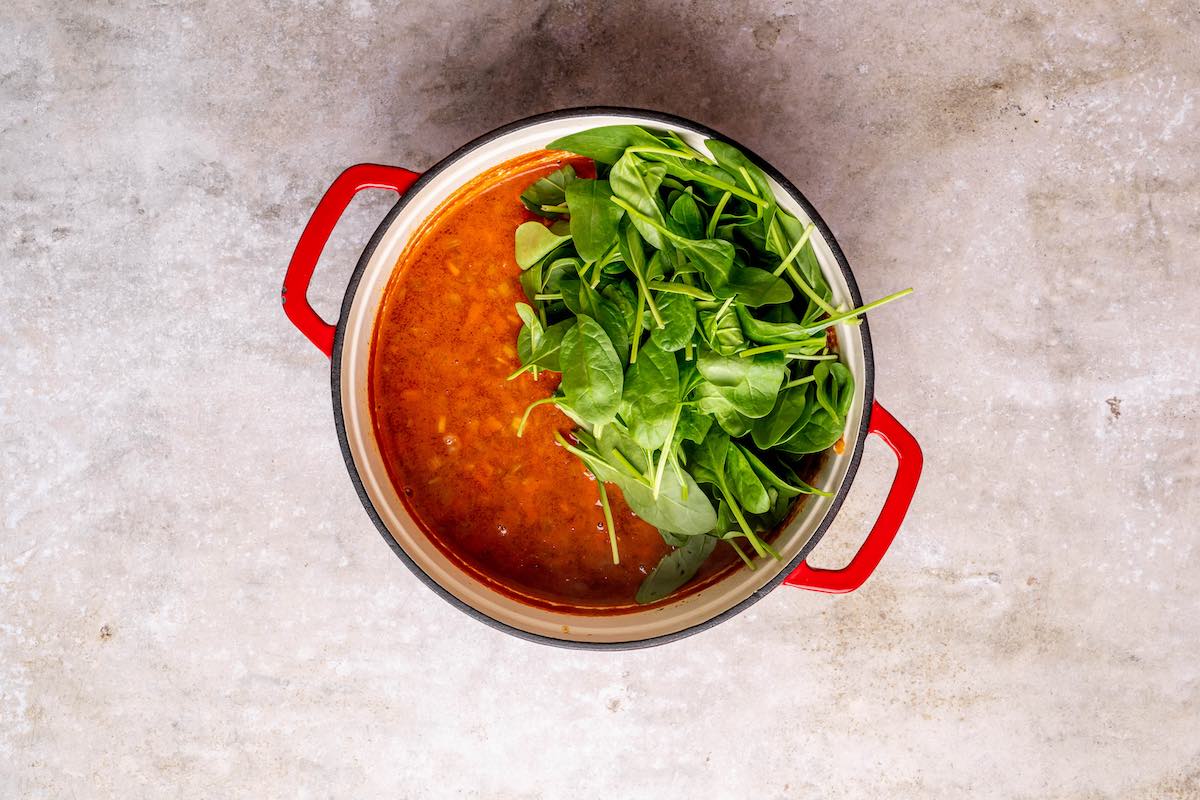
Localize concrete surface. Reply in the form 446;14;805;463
2;1;1198;797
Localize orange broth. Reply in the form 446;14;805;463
368;150;743;613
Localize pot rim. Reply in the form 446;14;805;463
330;106;875;649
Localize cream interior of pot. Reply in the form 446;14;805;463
337;114;868;644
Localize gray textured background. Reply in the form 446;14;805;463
3;1;1199;798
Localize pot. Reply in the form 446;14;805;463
282;107;922;649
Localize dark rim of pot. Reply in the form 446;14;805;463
330;106;875;650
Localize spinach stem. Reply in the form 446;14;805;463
517;397;558;436
541;203;568;213
726;538;755;569
634;269;665;328
737;166;758;196
626;145;700;161
609;448;648;483
642;158;767;207
630;286;645;363
801;288;915;332
533;293;562;301
782;375;818;390
646;280;715;300
652;406;683;500
596;481;620;565
759;538;782;560
771;223;815;277
738;339;828;357
719;484;766;558
784;262;839;317
707;191;731;239
785;353;838;362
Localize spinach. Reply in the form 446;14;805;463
549;125;668;164
565;179;624;262
669;192;705;239
558;315;623;427
610;153;669;249
515;221;572;269
695;348;786;418
650;290;697;352
506;124;910;594
715;267;794;307
520;164;576;218
622;336;680;450
725;443;770;514
636;535;716;604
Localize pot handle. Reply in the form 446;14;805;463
282;164;421;357
783;401;922;593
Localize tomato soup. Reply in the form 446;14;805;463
369;151;742;612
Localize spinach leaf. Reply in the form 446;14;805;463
558;315;623;426
776;410;845;455
565;179;624;262
593;457;716;535
515;221;572;269
675;407;713;444
622;337;681;450
517;317;574;372
696;348;786;418
736;306;817;345
659;529;691;548
669;192;705;239
693;384;754;437
636;535;716;604
714;267;793;307
777;212;831;303
520;164;576;218
674;237;734;287
610;153;669;249
751;383;814;449
650;291;696;352
725;444;770;514
548;125;667;164
737;445;829;497
697;305;746;355
705;139;773;202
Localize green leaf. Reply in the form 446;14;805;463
515;221;572;269
610;153;669;249
698;305;746;356
777;212;831;303
751;383;814;450
669;192;704;239
636;535;716;604
548;125;668;164
687;426;730;487
517;317;574;372
725;444;770;514
714;267;793;307
515;303;543;351
650;291;696;352
696;348;787;418
559;315;623;426
675;407;713;444
675;238;734;287
565;179;624;262
736;306;817;346
737;445;830;497
591;457;716;535
705;139;773;202
622;337;680;450
693;384;754;436
520;165;576;218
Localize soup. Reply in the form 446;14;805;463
369;151;743;613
